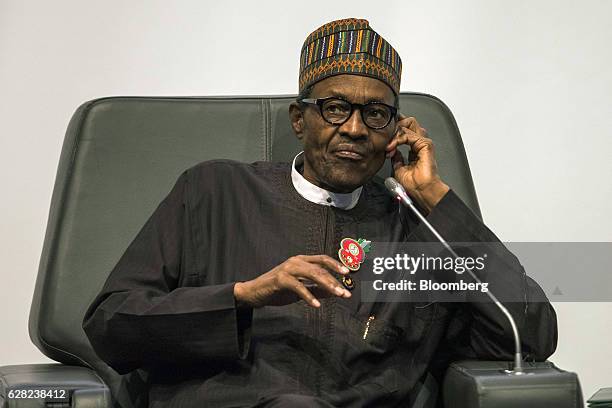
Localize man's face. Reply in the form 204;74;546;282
290;74;397;193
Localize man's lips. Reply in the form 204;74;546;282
331;145;367;160
334;151;364;160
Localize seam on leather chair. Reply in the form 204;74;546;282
260;100;266;161
89;368;108;390
264;99;272;161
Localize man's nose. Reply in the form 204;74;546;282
338;108;368;139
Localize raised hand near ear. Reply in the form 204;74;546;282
385;115;450;213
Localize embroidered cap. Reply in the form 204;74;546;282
299;18;402;95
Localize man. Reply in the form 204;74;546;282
83;18;557;407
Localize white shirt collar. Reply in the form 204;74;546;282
291;152;362;210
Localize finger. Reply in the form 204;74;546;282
396;116;419;133
391;149;406;173
396;115;414;126
299;279;347;303
387;125;401;151
409;138;436;170
297;278;340;300
387;125;417;151
310;285;341;300
407;117;421;133
395;130;435;161
290;260;350;298
308;265;352;298
408;146;418;163
286;256;351;297
285;277;321;307
299;254;350;274
298;277;317;288
386;126;405;152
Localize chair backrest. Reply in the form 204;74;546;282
29;94;481;407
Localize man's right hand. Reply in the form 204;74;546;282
233;255;352;309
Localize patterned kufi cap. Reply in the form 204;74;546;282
299;18;402;95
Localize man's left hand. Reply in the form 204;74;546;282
386;115;450;213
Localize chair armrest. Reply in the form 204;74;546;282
442;360;583;408
0;363;111;408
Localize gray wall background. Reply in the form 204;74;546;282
1;0;610;401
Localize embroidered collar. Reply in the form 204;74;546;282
290;152;362;210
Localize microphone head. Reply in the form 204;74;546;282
384;177;412;205
384;177;403;194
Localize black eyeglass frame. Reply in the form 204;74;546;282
299;97;398;130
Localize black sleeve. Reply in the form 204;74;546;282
82;170;252;375
404;190;558;363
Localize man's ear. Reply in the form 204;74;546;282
289;102;305;140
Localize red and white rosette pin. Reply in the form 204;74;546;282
337;238;371;272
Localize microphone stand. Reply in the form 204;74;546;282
384;177;525;375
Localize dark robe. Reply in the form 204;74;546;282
83;159;557;407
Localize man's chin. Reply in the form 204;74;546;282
323;174;368;193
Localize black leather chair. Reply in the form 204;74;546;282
1;94;575;408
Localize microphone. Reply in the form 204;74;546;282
384;177;525;374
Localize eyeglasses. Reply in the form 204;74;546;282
299;97;397;130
